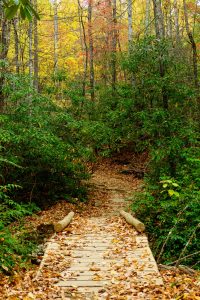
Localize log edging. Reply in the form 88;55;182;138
120;210;145;233
54;211;75;233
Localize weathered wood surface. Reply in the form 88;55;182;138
36;183;163;299
37;216;163;299
54;211;74;233
120;210;145;232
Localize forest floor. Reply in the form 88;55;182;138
0;158;199;299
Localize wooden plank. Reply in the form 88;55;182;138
60;275;107;281
56;280;109;287
67;266;109;271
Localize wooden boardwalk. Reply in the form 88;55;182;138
35;168;163;299
37;216;163;299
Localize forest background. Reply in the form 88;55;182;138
0;0;200;273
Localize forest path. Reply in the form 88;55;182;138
35;160;163;299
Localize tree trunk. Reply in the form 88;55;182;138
128;0;133;52
0;7;11;110
29;17;33;80
111;0;117;93
152;0;165;39
166;2;173;38
13;18;20;74
152;0;168;110
183;0;199;89
104;0;112;86
53;0;59;75
173;0;180;42
88;0;95;101
33;0;39;91
145;0;151;35
78;0;88;97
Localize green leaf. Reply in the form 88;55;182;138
5;5;19;19
168;189;175;197
27;3;40;20
23;6;32;21
163;183;168;188
173;191;180;197
20;5;26;19
0;158;22;169
172;182;179;187
168;189;180;197
3;0;40;20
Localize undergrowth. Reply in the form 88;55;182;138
0;184;39;273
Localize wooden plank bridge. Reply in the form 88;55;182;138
36;216;163;299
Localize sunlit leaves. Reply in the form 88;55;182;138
2;0;40;20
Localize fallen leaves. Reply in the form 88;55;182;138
90;266;101;272
0;160;199;300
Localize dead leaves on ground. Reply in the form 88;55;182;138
0;160;199;300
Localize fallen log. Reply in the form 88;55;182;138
120;210;145;233
54;211;74;233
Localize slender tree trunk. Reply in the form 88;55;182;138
173;0;180;42
128;0;133;52
183;0;199;89
152;0;165;39
166;2;173;38
33;0;39;91
29;17;33;80
78;0;88;97
111;0;117;93
145;0;151;35
104;0;112;86
88;0;95;101
152;0;168;110
13;18;20;74
0;7;11;110
53;0;59;74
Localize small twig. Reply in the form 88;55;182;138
175;223;200;267
167;251;200;265
157;204;189;263
158;264;196;275
29;177;37;203
178;265;196;275
192;260;200;268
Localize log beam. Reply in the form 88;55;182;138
54;211;74;233
120;210;145;233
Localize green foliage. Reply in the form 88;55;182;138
0;222;37;273
0;184;38;225
0;32;199;273
124;37;200;267
0;184;38;273
2;0;40;20
0;75;88;205
64;36;199;267
132;177;200;266
0;73;91;274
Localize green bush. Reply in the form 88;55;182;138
0;184;38;273
132;176;200;267
0;75;88;205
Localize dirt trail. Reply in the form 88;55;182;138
32;161;163;299
2;160;200;300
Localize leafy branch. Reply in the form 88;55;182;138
2;0;40;20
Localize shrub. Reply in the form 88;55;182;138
132;174;200;267
1;75;88;205
0;184;38;273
